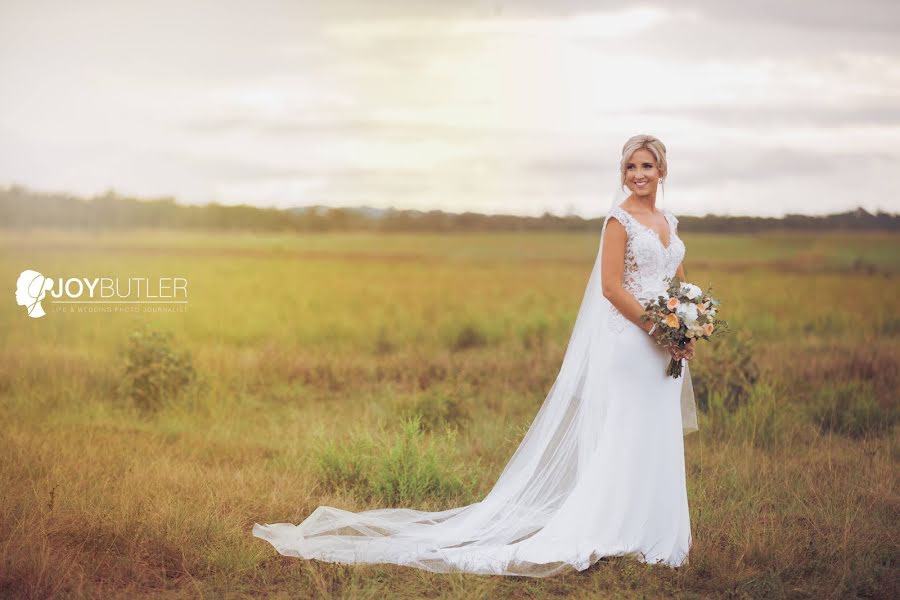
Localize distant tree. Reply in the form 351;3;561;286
0;185;896;234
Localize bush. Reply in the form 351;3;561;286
731;382;787;449
118;328;197;413
311;414;478;506
807;380;899;438
451;322;488;352
701;382;789;448
518;316;550;350
312;428;376;495
691;329;759;413
372;415;473;505
373;325;397;355
401;388;471;432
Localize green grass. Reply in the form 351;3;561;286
1;228;898;598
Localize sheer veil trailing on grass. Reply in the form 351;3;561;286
252;180;699;577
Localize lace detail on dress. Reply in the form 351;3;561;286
603;206;686;334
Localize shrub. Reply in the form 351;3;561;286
700;382;789;448
118;328;197;413
451;322;488;352
373;325;397;355
519;316;550;350
401;388;471;432
807;380;899;438
311;414;478;505
312;429;377;496
372;415;473;505
691;329;759;413
731;382;787;449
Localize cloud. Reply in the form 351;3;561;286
677;0;900;34
641;101;900;129
323;7;668;42
676;147;858;186
1;0;899;216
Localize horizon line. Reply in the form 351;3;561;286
1;182;897;220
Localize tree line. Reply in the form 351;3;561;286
1;185;897;233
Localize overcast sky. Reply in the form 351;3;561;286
1;0;899;217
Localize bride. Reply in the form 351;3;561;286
253;134;699;577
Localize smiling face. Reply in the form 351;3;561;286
625;148;661;196
623;148;663;198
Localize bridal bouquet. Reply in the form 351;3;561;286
640;277;727;378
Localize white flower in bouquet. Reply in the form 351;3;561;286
675;301;699;325
680;282;703;300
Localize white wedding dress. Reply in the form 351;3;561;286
253;200;698;577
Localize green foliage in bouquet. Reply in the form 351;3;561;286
640;276;730;378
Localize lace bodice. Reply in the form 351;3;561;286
603;206;686;333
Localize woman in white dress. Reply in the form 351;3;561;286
253;134;699;577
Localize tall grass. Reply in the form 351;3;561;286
1;229;897;598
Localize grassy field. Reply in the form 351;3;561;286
1;228;898;599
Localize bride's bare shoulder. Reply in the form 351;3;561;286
604;206;628;227
663;208;680;226
602;214;627;249
604;212;627;233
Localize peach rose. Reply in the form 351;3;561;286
666;297;680;310
664;313;681;328
702;322;714;336
697;302;707;314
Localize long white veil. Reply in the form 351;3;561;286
252;180;699;577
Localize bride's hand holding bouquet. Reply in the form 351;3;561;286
641;277;727;378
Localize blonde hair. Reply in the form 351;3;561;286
620;134;667;190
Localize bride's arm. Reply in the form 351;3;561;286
675;261;686;281
600;218;656;334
